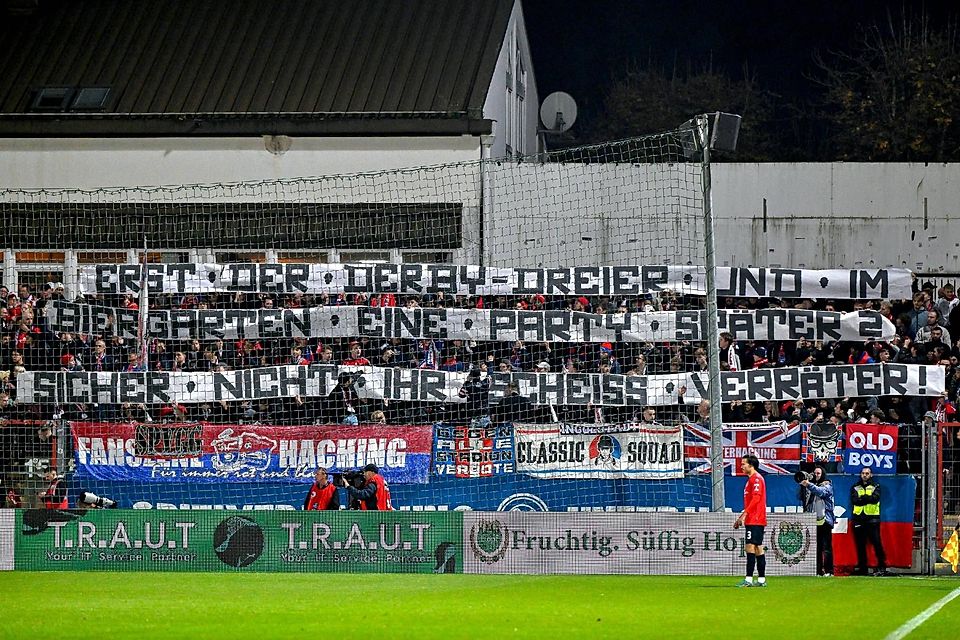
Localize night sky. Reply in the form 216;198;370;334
523;0;955;131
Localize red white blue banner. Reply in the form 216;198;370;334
432;422;516;478
70;422;432;484
684;422;802;475
843;423;899;474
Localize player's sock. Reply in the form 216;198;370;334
757;554;766;579
746;552;756;580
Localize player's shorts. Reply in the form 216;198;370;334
745;525;765;546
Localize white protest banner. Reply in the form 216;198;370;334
79;263;915;300
463;512;817;575
16;364;944;406
514;423;683;479
46;300;894;343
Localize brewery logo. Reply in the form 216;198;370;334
213;516;264;568
770;520;810;566
469;519;510;564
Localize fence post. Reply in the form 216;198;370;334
923;415;940;575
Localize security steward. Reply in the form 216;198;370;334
303;467;340;510
850;467;888;575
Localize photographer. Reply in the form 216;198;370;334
340;463;393;511
303;467;340;511
798;466;835;576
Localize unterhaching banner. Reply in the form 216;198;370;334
45;300;895;343
17;364;944;406
79;263;915;300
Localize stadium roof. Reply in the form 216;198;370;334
0;0;512;137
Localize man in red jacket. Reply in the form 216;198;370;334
38;470;68;509
342;464;393;511
303;468;340;511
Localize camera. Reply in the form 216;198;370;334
333;469;366;489
79;491;119;508
793;471;813;484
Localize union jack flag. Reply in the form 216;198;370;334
684;422;802;476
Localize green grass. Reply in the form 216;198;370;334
1;573;958;639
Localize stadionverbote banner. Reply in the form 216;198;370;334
17;363;945;406
432;422;515;479
684;422;802;475
462;512;817;575
71;422;432;484
843;423;899;474
514;423;683;479
44;299;895;344
15;510;461;573
79;262;914;300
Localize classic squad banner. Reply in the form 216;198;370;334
79;262;914;300
19;363;946;406
514;423;683;479
432;422;515;478
71;422;432;484
46;299;895;343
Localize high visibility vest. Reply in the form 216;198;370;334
853;484;880;517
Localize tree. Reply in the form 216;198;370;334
813;12;960;161
583;61;783;161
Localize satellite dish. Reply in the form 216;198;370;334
539;91;578;133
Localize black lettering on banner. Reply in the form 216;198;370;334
119;373;145;404
115;309;138;339
168;264;195;294
34;372;59;403
391;368;419;401
278;366;309;398
746;368;775;400
566;373;593;405
572;267;600;296
516;311;544;342
675;310;700;341
824;365;857;398
344;265;370;293
358;307;383;338
422;309;446;339
459;266;486;295
90;372;117;404
546;269;571;295
537;373;564;406
604;312;629;343
721;371;747;402
799;368;825;398
489;310;515;341
253;368;279;398
233;264;259;292
285;309;311;338
739;268;765;298
515;268;545;295
395;308;419;339
118;265;141;295
258;310;283;337
95;265;116;293
196;310;224;340
600;374;625;406
427;265;457;294
572;311;601;342
857;310;883;339
817;312;841;342
371;263;397;293
611;266;639;296
728;311;759;341
787;309;813;340
213;370;242;401
772;367;801;400
146;265;165;294
853;269;888;299
884;363;908;395
717;268;736;297
420;370;446;401
624;375;647;406
65;372;89;404
400;264;424;294
641;266;668;292
771;269;801;297
543;310;571;341
146;372;171;404
258;264;284;293
855;363;883;396
286;264;309;293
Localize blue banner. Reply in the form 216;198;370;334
432;422;515;478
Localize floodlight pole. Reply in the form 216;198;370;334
695;114;727;512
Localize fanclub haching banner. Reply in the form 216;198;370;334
514;422;683;479
18;363;945;407
432;422;515;479
79;262;915;300
684;422;802;475
71;422;432;484
45;299;895;343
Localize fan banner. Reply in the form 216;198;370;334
18;363;945;407
70;422;432;484
45;299;894;344
79;262;914;300
684;422;802;475
843;423;899;474
432;422;515;479
514;423;683;479
802;422;844;463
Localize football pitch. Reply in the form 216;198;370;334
1;573;958;639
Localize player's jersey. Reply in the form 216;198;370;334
743;472;767;525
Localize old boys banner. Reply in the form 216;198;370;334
79;262;914;300
71;422;431;483
47;300;894;343
843;423;899;474
684;422;802;475
433;422;515;478
514;423;683;479
17;363;945;407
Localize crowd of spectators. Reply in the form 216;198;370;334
1;279;959;429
